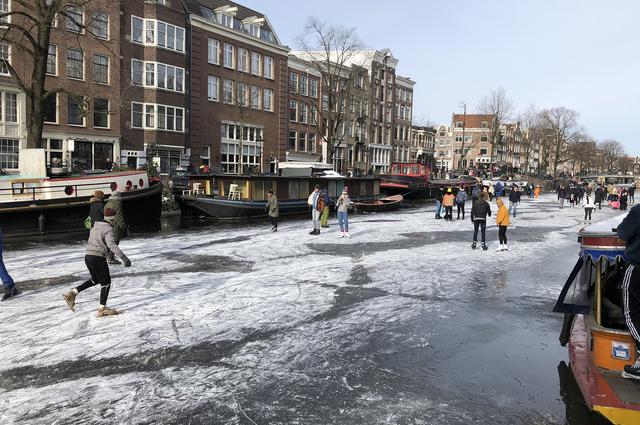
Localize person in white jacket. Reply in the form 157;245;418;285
583;191;596;223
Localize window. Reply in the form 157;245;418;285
322;94;329;111
221;142;239;174
47;44;57;75
263;56;273;79
207;75;219;101
207;38;219;65
289;100;297;122
0;0;9;24
68;95;85;126
43;93;57;124
131;60;184;92
92;12;109;40
93;98;109;128
288;130;296;150
237;82;247;106
223;43;234;68
455;121;463;128
217;12;234;28
131;59;143;85
131;16;184;53
3;92;16;122
223;79;233;104
299;75;308;96
250;86;260;109
201;145;210;166
480;136;488;142
66;6;83;33
299;103;308;124
131;102;184;132
309;133;316;153
481;121;488;128
92;54;108;84
251;52;261;76
290;73;298;93
238;48;248;72
0;43;9;75
0;139;19;169
66;48;84;80
480;148;488;155
299;132;307;152
263;88;273;112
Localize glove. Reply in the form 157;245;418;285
122;256;132;267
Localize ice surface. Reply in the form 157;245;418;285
0;194;625;424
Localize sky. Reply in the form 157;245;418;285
241;0;640;156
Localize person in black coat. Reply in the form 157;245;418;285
508;185;521;217
471;192;492;250
89;190;105;228
595;185;605;210
620;189;629;211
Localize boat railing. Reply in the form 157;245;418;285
0;180;125;203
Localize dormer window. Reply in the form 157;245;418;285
455;121;463;128
481;121;488;128
215;5;238;28
242;16;265;38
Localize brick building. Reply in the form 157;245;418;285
410;125;435;169
450;113;494;170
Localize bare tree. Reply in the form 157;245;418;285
539;107;580;176
477;86;515;175
0;0;118;149
295;17;364;166
518;104;542;174
599;139;626;173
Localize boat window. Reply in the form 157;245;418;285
328;181;337;197
11;182;24;195
373;180;380;196
288;181;299;200
298;180;309;199
336;180;344;195
252;181;266;201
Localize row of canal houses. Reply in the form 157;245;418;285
0;0;419;178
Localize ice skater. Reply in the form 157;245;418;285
104;191;127;264
455;187;467;220
495;197;509;251
583;191;595;223
63;208;131;317
307;185;323;235
508;185;521;218
335;187;352;238
471;192;491;251
265;189;279;231
320;189;330;228
0;228;18;301
442;188;455;220
618;202;640;380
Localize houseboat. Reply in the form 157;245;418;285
0;150;162;238
380;162;479;199
554;214;640;424
174;164;380;221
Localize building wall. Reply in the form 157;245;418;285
286;61;322;163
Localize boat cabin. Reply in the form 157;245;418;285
388;162;430;178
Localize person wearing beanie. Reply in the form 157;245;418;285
335;188;352;238
89;190;105;228
495;197;510;251
0;227;18;301
63;207;131;317
471;192;492;250
442;188;455;220
455;187;468;220
104;191;127;264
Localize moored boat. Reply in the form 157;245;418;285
554;214;640;424
354;194;403;213
380;162;479;199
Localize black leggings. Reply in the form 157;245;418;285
584;209;592;221
473;220;486;243
457;202;465;219
498;225;507;244
445;206;453;220
76;255;111;306
270;216;278;229
623;265;640;352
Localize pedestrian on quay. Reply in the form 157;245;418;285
307;185;323;235
495;197;509;251
265;189;279;232
319;188;331;228
442;188;455;220
583;190;596;223
0;228;18;301
335;187;352;238
620;189;629;211
508;185;521;218
595;184;605;210
63;208;132;317
435;188;444;219
455;187;468;220
472;185;481;204
630;184;636;204
471;192;492;251
104;192;127;264
617;202;640;380
89;190;105;228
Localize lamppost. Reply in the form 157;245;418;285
458;101;466;172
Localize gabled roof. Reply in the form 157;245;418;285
451;114;494;129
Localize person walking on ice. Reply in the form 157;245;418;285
335;187;352;238
307;185;323;235
63;208;131;317
583;190;596;223
265;189;279;231
455;187;468;220
471;192;492;251
495;197;509;251
0;228;18;301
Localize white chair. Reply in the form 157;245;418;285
228;184;241;200
192;182;205;196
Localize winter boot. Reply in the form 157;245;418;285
503;244;508;251
1;287;19;301
495;244;504;252
309;229;316;235
482;244;488;251
471;242;477;250
623;357;640;381
339;232;345;238
63;290;77;312
344;232;350;238
96;306;121;317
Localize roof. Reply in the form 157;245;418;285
451;114;494;129
184;0;282;45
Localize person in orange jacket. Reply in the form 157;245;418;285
534;185;541;200
442;188;456;221
495;197;510;251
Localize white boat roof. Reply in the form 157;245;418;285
580;213;629;236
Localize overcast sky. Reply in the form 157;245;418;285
241;0;639;156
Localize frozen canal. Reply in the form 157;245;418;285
0;194;623;424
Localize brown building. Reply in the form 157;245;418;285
451;113;494;170
286;55;322;163
185;0;289;175
1;0;122;172
119;0;189;173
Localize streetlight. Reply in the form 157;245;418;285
458;101;466;172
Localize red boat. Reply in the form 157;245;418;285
379;162;479;199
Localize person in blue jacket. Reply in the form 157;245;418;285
619;204;640;380
0;228;18;301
